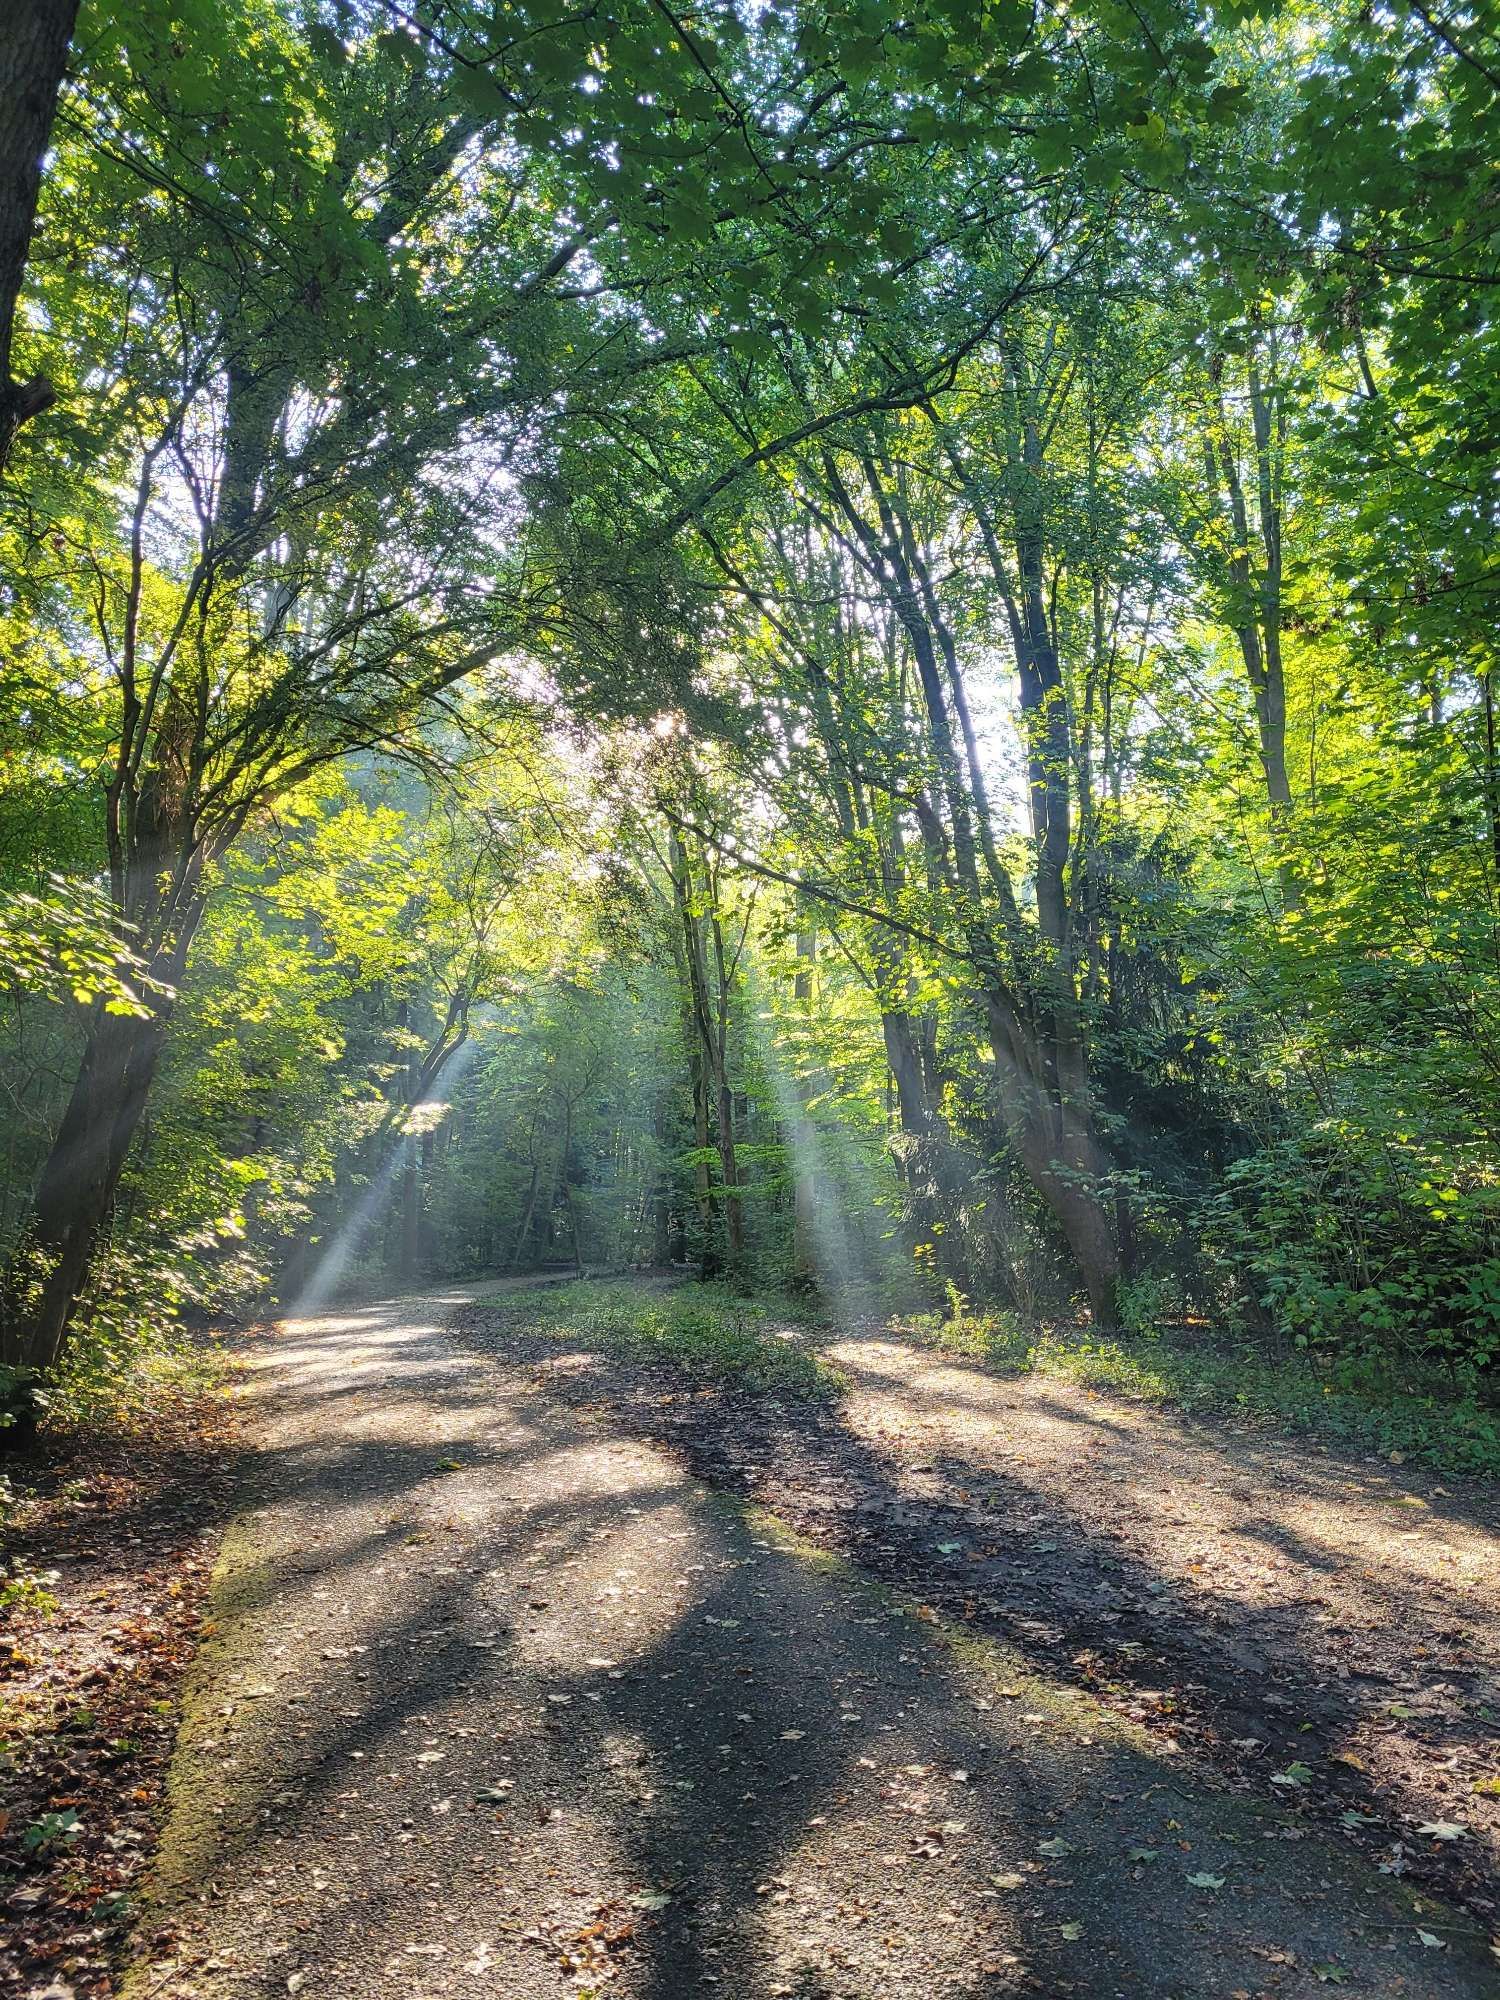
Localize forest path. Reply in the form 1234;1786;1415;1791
128;1284;1495;1999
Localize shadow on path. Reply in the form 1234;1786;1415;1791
128;1283;1497;2000
449;1297;1500;1940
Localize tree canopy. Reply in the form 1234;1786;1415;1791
1;0;1497;1447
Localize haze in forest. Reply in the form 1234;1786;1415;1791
0;0;1495;1444
4;6;1500;1995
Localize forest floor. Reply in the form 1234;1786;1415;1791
1;1386;240;1998
94;1277;1496;1999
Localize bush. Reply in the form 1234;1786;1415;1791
1210;1133;1500;1389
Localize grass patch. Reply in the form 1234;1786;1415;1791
513;1280;841;1398
900;1298;1500;1479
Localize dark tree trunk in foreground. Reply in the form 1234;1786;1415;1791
0;0;80;469
1;1008;169;1381
1;802;207;1388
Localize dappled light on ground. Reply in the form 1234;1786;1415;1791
129;1286;1496;1999
825;1334;1500;1613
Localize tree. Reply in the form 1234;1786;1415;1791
5;0;1500;1411
0;0;79;467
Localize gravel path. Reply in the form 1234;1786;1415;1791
126;1284;1498;1998
574;1314;1500;1922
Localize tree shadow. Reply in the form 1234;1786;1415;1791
136;1285;1496;1999
446;1304;1500;1943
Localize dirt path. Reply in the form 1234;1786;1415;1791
127;1285;1496;1998
823;1333;1500;1884
488;1305;1500;1935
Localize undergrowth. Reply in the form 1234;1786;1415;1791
45;1322;231;1431
901;1291;1500;1479
515;1280;840;1397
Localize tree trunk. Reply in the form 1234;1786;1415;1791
562;1101;584;1275
707;917;746;1275
670;828;733;1276
3;815;206;1386
1;1006;168;1377
690;1071;717;1274
400;1134;420;1281
789;928;819;1289
511;1159;541;1272
1209;359;1300;908
565;1184;585;1275
0;0;80;470
648;1176;672;1256
1026;1140;1122;1328
651;1087;673;1265
419;1127;437;1268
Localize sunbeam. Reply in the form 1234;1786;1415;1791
284;1036;484;1319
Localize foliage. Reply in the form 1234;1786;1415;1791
0;880;160;1015
21;1809;81;1855
0;1562;60;1623
0;0;1497;1456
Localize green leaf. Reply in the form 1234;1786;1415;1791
452;65;510;119
305;24;346;66
375;29;422;67
1030;125;1078;173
